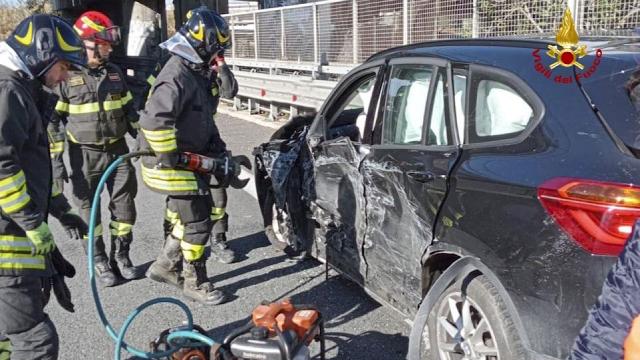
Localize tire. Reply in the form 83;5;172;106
265;203;293;251
424;274;526;360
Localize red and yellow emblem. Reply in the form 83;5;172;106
546;8;587;70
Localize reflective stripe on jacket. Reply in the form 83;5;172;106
50;62;138;146
0;65;54;276
139;55;224;196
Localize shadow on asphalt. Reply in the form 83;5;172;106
205;230;271;264
134;260;154;277
207;232;293;285
215;256;319;295
205;264;408;359
319;331;408;359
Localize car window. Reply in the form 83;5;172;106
383;65;434;145
471;79;533;142
327;73;377;142
426;71;449;146
453;73;467;144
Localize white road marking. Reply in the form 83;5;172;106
240;168;257;199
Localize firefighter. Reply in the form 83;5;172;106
207;28;239;264
145;13;238;264
49;11;142;287
0;14;87;359
140;7;234;305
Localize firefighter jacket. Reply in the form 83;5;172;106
48;62;139;175
0;64;72;277
139;55;227;196
145;58;237;115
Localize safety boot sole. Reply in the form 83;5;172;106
182;288;229;305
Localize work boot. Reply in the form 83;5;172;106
147;235;184;289
110;234;143;280
83;236;120;287
163;219;173;239
182;258;228;305
209;233;236;264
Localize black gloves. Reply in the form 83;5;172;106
43;249;76;313
57;210;88;240
128;128;138;139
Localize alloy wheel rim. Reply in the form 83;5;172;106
434;292;500;360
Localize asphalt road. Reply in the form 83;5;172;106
46;111;410;359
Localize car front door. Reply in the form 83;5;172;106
361;58;461;313
307;62;384;285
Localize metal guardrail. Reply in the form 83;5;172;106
227;70;336;121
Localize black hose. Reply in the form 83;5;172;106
275;326;292;360
222;319;254;345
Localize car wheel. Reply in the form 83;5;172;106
426;275;525;360
265;204;292;251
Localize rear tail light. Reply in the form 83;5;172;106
538;177;640;255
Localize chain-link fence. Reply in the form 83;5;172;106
579;0;640;36
225;0;640;65
317;0;353;64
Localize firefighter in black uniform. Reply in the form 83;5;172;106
49;11;141;287
140;7;236;305
206;45;239;264
0;14;88;359
145;14;238;265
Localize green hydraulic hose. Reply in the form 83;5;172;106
86;152;217;359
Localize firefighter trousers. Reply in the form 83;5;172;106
0;276;58;360
68;139;137;246
210;186;227;234
166;194;213;262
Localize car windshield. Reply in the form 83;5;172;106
579;41;640;154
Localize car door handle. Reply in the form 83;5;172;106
406;170;435;183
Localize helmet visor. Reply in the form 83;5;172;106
95;26;121;45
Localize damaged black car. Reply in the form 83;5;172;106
253;39;640;359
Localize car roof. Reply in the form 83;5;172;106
366;37;640;64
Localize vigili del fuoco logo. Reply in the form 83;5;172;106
532;8;603;84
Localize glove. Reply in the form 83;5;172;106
26;222;56;256
51;248;75;277
157;152;179;169
128;121;140;139
227;154;252;189
42;249;75;313
57;210;88;241
128;128;138;139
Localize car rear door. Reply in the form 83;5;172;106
361;58;460;312
307;61;384;285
